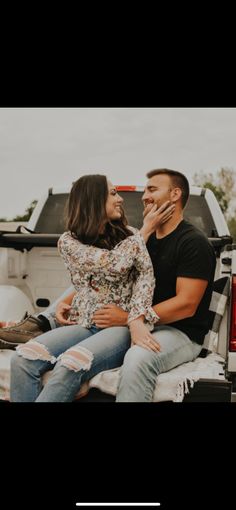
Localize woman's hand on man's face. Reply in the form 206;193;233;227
143;200;175;227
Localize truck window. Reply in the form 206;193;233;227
184;195;216;237
119;192;217;237
34;191;217;237
34;194;68;234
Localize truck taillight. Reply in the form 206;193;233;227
230;276;236;351
116;186;137;191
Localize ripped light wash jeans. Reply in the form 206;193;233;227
116;325;202;402
10;324;130;402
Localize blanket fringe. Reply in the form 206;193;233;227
174;377;195;402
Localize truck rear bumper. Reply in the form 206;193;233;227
183;378;232;402
76;378;232;403
228;352;236;372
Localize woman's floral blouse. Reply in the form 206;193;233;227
58;228;159;329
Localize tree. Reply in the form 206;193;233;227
193;167;236;218
193;167;236;241
228;217;236;242
12;200;38;222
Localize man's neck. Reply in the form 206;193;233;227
155;212;184;239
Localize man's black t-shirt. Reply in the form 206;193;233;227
146;220;216;344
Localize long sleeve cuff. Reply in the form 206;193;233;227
127;306;160;327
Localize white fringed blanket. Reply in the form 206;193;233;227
0;349;226;402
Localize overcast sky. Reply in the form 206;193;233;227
0;107;236;218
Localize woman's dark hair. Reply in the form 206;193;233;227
66;174;133;249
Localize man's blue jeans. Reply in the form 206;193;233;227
116;325;202;402
10;324;131;402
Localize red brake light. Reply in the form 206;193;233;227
230;276;236;351
116;186;137;191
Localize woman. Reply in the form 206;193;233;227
10;174;174;402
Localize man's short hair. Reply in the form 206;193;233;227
146;168;190;208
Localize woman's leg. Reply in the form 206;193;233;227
10;325;93;402
116;325;202;402
36;326;131;402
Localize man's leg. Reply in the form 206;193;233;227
116;325;202;402
0;286;74;348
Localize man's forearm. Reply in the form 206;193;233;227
152;296;196;324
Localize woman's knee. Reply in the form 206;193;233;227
14;340;57;363
59;344;94;372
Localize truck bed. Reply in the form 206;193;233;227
0;349;231;402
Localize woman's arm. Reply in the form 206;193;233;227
55;290;77;325
58;231;150;276
126;237;159;327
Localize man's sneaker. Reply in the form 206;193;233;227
0;315;45;350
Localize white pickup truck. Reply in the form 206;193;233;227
0;185;235;402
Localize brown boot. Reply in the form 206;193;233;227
0;315;46;350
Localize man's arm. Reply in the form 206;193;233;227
152;276;208;323
93;277;208;327
125;277;208;351
92;305;128;328
92;277;208;352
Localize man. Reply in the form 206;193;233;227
0;169;216;402
116;169;216;400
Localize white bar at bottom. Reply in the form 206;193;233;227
76;504;161;507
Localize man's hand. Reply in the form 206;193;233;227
92;305;128;328
55;301;77;326
129;319;161;352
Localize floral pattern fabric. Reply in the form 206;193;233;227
58;229;159;328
